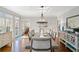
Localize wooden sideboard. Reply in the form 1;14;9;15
0;32;12;48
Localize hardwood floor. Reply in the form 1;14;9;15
55;42;71;52
0;35;71;52
0;44;11;52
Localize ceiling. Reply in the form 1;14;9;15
4;6;76;17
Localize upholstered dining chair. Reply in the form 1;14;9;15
30;37;52;52
28;30;35;40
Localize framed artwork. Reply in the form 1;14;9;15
66;15;79;29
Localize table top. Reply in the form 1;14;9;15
31;33;51;40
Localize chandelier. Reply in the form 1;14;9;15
37;6;48;23
37;6;48;37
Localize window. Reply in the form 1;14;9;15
5;13;13;32
0;11;6;33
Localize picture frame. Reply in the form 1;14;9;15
66;15;79;29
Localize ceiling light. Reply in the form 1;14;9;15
37;6;47;23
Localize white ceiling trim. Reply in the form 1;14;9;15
3;6;76;17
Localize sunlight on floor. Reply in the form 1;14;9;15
12;35;30;52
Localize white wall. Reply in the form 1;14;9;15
24;16;58;33
57;6;79;30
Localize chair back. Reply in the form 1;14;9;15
31;37;51;49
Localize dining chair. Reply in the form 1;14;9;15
30;37;52;52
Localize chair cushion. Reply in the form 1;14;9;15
52;40;59;48
25;43;31;49
31;49;51;52
32;40;51;49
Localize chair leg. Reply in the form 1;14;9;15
30;49;32;52
51;49;52;52
52;48;55;52
50;39;53;52
30;39;33;52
